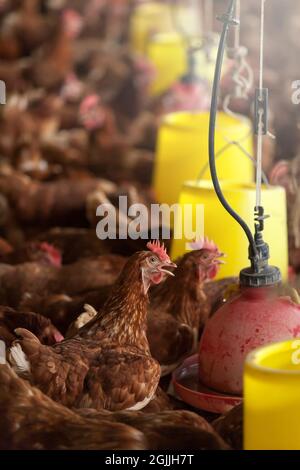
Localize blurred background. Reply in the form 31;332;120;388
0;0;299;278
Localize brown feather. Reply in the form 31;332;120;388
0;307;63;346
0;365;146;450
78;408;229;450
8;251;161;411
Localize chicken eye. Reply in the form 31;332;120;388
150;256;157;264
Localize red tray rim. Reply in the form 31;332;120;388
172;354;243;404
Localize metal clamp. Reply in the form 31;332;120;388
255;205;270;233
217;13;239;27
254;88;268;135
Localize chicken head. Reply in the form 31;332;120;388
142;241;176;293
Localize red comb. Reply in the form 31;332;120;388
80;94;99;111
147;240;170;263
189;237;220;253
79;95;106;130
61;73;83;101
39;243;62;267
62;9;83;39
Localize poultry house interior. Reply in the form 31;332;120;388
1;0;300;459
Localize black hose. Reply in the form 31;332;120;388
208;0;258;258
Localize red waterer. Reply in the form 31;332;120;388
198;280;300;395
198;0;300;396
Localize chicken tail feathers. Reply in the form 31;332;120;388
9;343;31;378
9;329;41;378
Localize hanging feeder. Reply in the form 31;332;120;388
171;180;288;280
145;0;211;96
154;111;254;205
129;2;174;55
169;1;285;277
244;340;300;450
199;0;300;396
174;0;300;411
146;32;187;96
133;1;227;97
153;1;257;206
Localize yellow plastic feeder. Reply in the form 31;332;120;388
130;1;202;56
146;34;223;96
129;2;174;55
244;340;300;450
154;111;254;206
147;32;187;96
171;180;288;281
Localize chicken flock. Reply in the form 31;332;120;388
0;0;299;451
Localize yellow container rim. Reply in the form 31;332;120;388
149;33;218;47
245;340;300;377
147;32;184;44
182;180;284;194
133;2;170;16
161;111;252;133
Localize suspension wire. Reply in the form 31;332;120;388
233;0;241;49
256;0;266;207
197;135;269;186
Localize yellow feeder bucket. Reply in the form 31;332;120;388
130;1;202;56
171;180;288;280
146;34;223;97
244;340;300;450
129;2;174;55
147;32;187;96
154;111;254;206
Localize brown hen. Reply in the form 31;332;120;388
21;8;79;90
0;306;63;346
148;239;225;374
0;364;227;450
0;253;126;309
213;404;243;451
8;244;175;411
79;408;228;450
0;365;146;450
0;166;109;227
270;157;300;271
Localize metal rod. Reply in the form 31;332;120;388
256;0;266;207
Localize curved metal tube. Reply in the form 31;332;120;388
208;0;258;258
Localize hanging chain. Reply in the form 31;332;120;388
224;0;253;106
212;0;262;187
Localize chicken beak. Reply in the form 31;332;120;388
158;261;177;277
214;252;226;265
202;252;226;281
